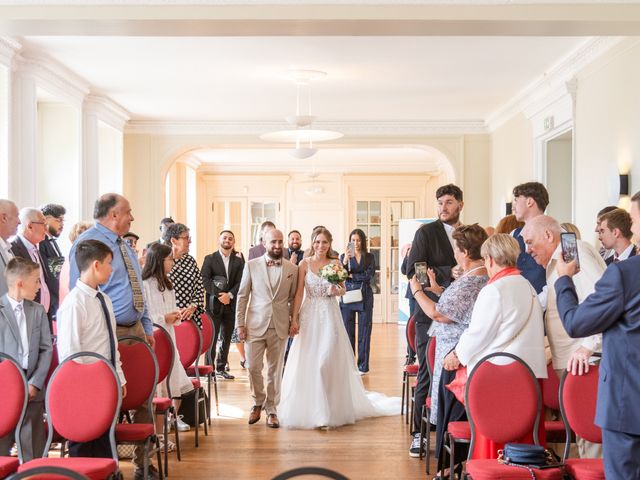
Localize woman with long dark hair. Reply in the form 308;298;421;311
339;228;376;374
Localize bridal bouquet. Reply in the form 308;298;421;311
319;263;348;284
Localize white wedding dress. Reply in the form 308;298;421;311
279;267;400;429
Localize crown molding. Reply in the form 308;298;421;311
13;51;90;105
0;36;21;66
486;36;623;131
0;0;637;4
124;119;488;136
84;94;130;131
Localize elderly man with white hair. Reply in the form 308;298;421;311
10;207;51;315
521;214;605;458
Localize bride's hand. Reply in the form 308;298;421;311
289;321;299;336
327;284;343;296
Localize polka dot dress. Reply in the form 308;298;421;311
169;253;205;328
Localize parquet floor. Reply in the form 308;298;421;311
120;324;435;479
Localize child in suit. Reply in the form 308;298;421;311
0;257;53;461
57;239;126;458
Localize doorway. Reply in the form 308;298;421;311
545;129;574;223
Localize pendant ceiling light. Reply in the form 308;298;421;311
260;69;343;159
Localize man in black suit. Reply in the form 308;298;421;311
287;230;304;266
11;208;52;323
146;217;174;248
39;203;65;322
201;230;245;380
406;184;461;457
597;208;637;265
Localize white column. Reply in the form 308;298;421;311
81;106;101;219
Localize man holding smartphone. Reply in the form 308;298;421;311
405;184;461;457
522;214;605;458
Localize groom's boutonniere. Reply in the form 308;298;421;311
287;273;294;279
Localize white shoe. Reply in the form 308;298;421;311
176;416;191;432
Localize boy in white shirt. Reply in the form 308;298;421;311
57;239;126;458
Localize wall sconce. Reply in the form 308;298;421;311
505;202;513;215
619;174;630;196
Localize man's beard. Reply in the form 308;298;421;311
267;249;283;259
440;211;461;226
47;226;59;238
289;243;301;251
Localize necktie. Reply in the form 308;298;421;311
266;259;282;267
14;304;29;369
29;246;50;312
117;238;144;312
96;292;117;367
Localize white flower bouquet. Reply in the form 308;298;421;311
318;263;348;284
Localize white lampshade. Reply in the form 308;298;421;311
289;147;318;159
260;129;343;143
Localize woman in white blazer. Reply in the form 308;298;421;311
443;233;547;379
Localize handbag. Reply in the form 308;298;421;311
342;288;363;304
498;443;565;479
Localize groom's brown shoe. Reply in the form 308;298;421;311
248;406;261;425
267;414;280;429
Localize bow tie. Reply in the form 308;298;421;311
266;259;282;267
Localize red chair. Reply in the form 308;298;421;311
17;352;121;480
152;324;182;476
463;352;564;480
186;313;218;420
116;336;163;480
0;354;27;479
43;345;67;460
418;336;437;470
401;316;418;421
542;363;575;445
7;465;88;479
559;365;604;480
174;320;208;447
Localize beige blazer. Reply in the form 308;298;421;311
235;257;298;340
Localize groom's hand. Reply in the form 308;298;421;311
289;321;299;336
238;326;247;341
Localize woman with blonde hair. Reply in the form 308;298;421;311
58;221;93;304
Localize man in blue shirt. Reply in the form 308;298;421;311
68;193;157;480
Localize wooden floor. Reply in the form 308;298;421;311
121;324;435;480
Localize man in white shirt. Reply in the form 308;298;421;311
522;215;605;458
0;199;21;296
0;257;53;461
598;208;637;265
57;239;126;460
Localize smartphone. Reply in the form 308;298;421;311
415;262;428;286
560;232;580;268
347;242;355;252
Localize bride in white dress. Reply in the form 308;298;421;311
279;227;400;429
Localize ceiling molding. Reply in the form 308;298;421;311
0;36;20;66
84;94;131;131
486;36;623;131
124;119;488;136
1;0;638;4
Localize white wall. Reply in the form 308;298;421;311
574;38;640;244
463;135;491;227
0;64;8;198
98;120;124;196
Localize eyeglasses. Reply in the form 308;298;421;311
178;236;191;241
30;221;46;226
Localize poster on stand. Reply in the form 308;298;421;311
398;218;436;325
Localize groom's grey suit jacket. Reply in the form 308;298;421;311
235;257;298;340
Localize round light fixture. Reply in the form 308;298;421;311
289;147;318;159
260;129;343;143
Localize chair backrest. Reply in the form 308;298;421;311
541;363;560;410
406;316;417;354
46;352;121;459
466;352;541;456
427;336;436;375
6;465;89;480
270;466;349;480
117;336;159;412
559;365;601;460
199;313;215;357
44;343;59;389
0;353;28;460
152;324;174;388
174;319;202;369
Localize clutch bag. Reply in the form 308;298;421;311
342;289;363;304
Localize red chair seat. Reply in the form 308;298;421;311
187;365;213;376
466;459;565;479
425;397;431;408
115;423;155;441
0;456;19;478
18;458;117;480
153;397;172;411
404;364;419;375
447;421;471;439
564;458;605;480
191;378;201;388
544;420;570;442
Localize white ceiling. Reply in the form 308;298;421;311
21;35;587;123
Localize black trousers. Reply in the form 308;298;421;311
211;307;235;372
68;429;112;458
412;320;431;434
602;427;640;479
435;367;468;471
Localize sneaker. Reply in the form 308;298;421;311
216;370;235;380
409;433;422;458
176;415;191;432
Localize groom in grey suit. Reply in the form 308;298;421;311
236;229;298;428
0;257;53;461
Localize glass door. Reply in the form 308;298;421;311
249;200;278;248
206;198;247;257
356;200;382;322
388;200;415;321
